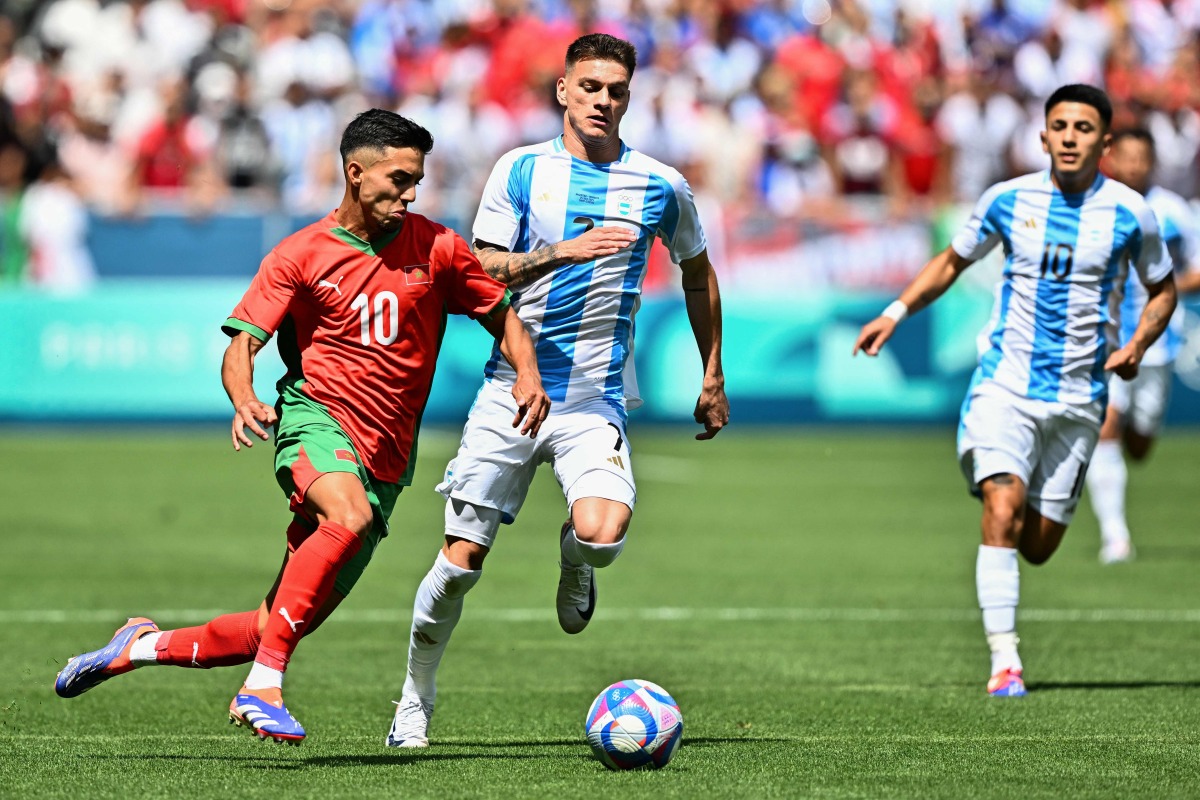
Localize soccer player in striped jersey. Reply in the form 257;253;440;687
854;85;1177;697
1086;128;1200;564
53;110;549;744
386;33;728;747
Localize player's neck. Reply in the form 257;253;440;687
562;126;622;164
334;200;398;244
1050;165;1100;196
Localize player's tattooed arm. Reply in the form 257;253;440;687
1106;273;1178;379
474;227;636;286
474;241;564;286
222;331;278;451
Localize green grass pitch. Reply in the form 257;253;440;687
1;426;1197;799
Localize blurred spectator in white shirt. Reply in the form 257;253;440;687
21;155;95;293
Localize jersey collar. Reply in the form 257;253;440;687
1046;168;1105;201
555;135;632;165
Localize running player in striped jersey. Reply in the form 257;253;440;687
386;33;728;747
854;85;1176;697
1086;128;1200;564
53;110;549;744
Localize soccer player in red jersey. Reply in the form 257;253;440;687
53;110;550;744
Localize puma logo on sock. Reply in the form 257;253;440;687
279;607;304;633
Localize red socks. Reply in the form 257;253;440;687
156;611;262;668
254;521;361;671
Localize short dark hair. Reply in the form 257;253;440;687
1044;84;1113;129
565;33;637;77
1111;127;1156;156
339;109;433;163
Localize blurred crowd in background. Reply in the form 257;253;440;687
2;0;1200;290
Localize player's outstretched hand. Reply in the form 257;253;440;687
1104;343;1142;381
693;380;729;441
852;317;897;357
511;376;550;438
558;226;638;263
232;399;278;451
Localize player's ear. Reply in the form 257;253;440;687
1040;129;1049;155
345;159;364;187
556;77;567;107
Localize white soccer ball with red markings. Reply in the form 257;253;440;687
585;679;683;770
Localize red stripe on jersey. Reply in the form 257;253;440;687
227;212;506;483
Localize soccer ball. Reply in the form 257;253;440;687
585;679;683;770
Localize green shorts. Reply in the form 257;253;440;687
274;378;403;596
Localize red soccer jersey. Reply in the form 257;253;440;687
224;210;507;484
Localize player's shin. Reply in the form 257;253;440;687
1086;440;1131;550
248;521;361;688
145;611;262;668
976;545;1022;674
404;550;482;703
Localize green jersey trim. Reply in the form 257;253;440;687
329;224;402;256
223;317;270;342
484;289;513;321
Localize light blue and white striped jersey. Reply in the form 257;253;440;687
1118;186;1198;366
951;170;1171;406
473;136;706;412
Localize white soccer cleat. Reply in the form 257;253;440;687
385;696;432;749
1099;540;1135;565
557;522;596;634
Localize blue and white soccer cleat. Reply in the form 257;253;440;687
54;617;159;698
987;667;1027;697
229;687;306;744
557;521;596;634
385;696;433;749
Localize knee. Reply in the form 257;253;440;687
1021;547;1052;566
444;537;489;572
982;503;1022;544
572;516;627;546
323;501;374;539
1125;443;1151;463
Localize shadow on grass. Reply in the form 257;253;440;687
85;736;780;771
88;753;304;770
1026;679;1200;691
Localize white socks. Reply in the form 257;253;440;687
244;662;284;691
404;550;482;704
1086;440;1130;547
976;545;1022;674
129;631;163;666
561;526;624;568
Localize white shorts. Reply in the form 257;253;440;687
957;379;1100;525
1108;364;1172;437
437;381;636;546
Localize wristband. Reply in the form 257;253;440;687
882;300;909;324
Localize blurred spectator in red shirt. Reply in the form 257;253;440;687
126;77;220;212
820;68;899;197
891;77;949;207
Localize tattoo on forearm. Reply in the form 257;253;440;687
989;475;1016;486
477;244;560;285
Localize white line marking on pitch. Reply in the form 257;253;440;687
2;608;1199;624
